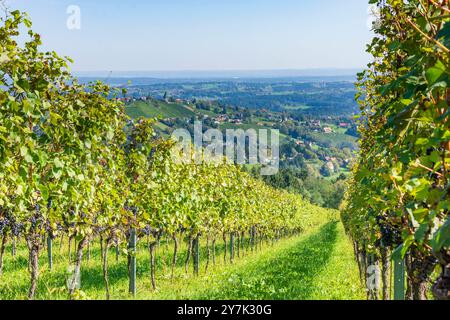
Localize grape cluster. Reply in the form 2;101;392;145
141;225;151;236
140;225;158;237
0;217;10;235
376;215;401;247
11;221;23;237
0;214;24;237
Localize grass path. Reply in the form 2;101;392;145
167;221;366;300
0;221;365;300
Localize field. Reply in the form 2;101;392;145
125;99;195;119
309;131;357;148
218;123;289;144
282;105;311;111
0;221;365;300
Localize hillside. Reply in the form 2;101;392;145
125;98;195;119
121;97;356;209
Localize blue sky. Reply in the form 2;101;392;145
7;0;373;72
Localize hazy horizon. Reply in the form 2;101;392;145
73;68;361;79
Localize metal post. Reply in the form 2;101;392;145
47;235;53;270
230;233;235;263
393;257;405;300
128;210;137;296
193;235;200;276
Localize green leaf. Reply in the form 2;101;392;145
40;185;49;202
22;100;34;115
24;152;33;163
436;21;450;50
52;168;63;180
415;138;429;146
17;79;30;92
20;146;28;157
425;61;446;86
391;244;403;260
392;235;414;260
0;52;10;64
54;158;64;169
414;223;428;242
432;218;450;252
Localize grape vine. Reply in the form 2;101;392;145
342;0;450;300
0;10;333;300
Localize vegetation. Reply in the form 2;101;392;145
0;219;365;300
118;80;359;116
124;95;356;208
125;98;195;119
342;0;450;300
247;168;347;209
0;10;340;301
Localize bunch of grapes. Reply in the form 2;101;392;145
11;221;23;237
33;124;45;138
141;225;156;236
376;215;401;247
141;225;151;236
0;217;10;235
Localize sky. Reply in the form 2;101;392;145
6;0;373;72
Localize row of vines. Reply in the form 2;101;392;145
342;0;450;300
0;11;329;299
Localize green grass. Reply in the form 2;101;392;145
179;222;365;300
0;220;365;300
282;105;311;111
194;108;218;117
125;99;195;119
309;132;357;148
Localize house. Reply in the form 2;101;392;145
213;115;229;123
326;161;335;172
323;127;333;134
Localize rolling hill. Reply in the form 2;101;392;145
125;98;195;119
